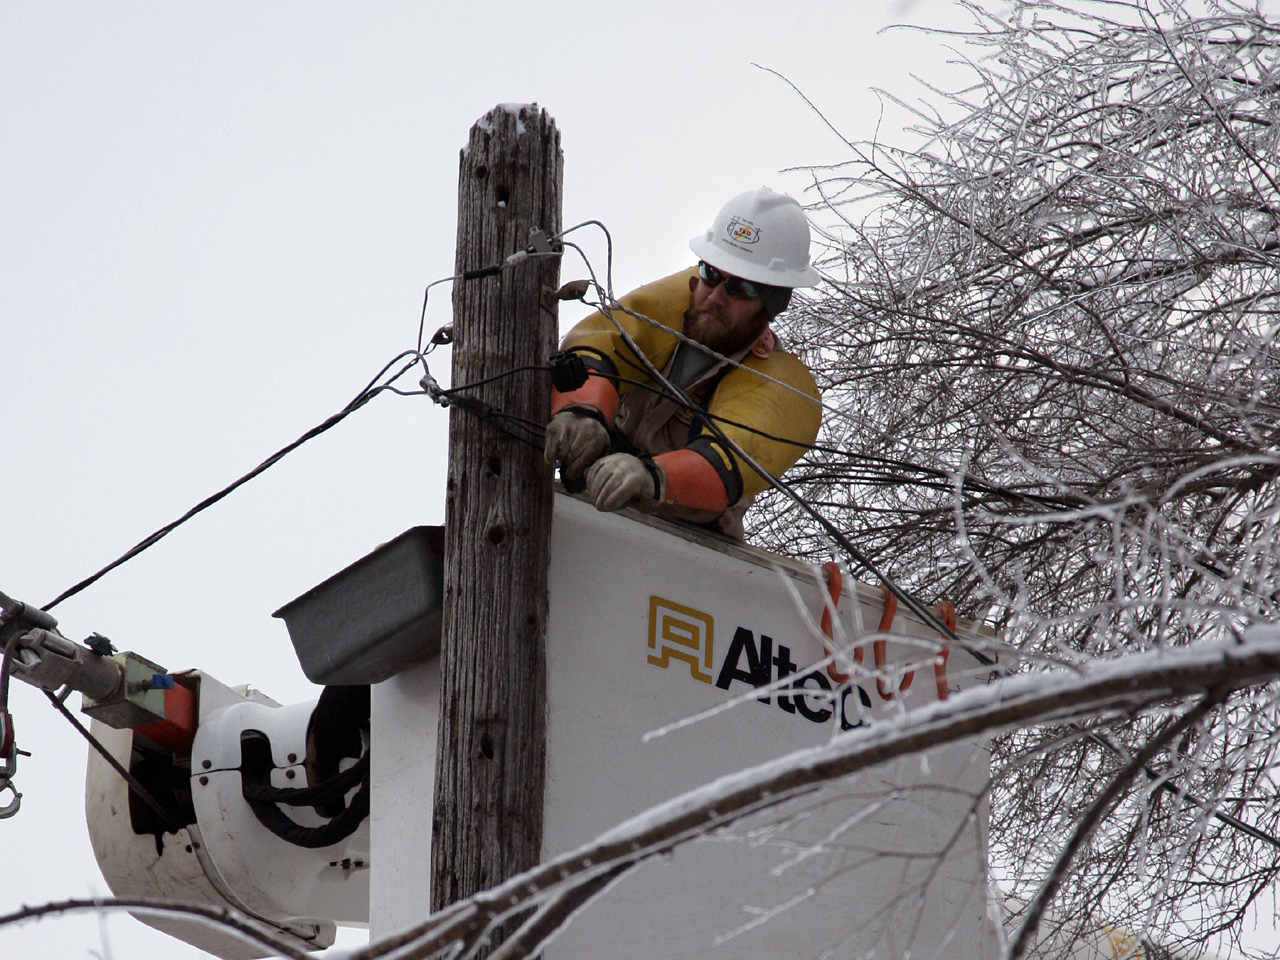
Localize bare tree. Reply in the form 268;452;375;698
8;4;1280;959
752;0;1280;955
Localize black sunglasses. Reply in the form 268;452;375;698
698;261;765;301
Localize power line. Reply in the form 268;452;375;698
39;245;558;613
42;350;423;612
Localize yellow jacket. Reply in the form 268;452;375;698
553;268;821;538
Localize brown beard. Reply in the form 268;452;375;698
681;301;769;356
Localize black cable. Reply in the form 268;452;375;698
439;365;548;396
566;269;1280;849
491;350;1070;510
1084;727;1280;850
42;353;425;613
591;295;1000;666
242;751;369;807
548;248;983;654
40;243;540;613
45;689;184;834
243;766;370;849
600;374;1080;511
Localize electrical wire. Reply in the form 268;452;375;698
14;214;1278;858
1082;726;1280;850
44;689;183;834
417;275;459;358
433;360;1067;514
542;234;1280;851
39;248;550;613
42;357;414;612
560;220;941;467
27;218;1027;680
15;250;546;825
598;373;1080;511
556;226;1079;514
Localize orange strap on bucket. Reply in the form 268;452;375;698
872;586;912;700
820;562;862;683
934;601;955;701
822;574;955;702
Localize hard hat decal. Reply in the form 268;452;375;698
691;186;820;288
725;217;761;245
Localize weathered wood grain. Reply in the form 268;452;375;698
431;104;562;920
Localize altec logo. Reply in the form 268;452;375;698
648;596;715;683
648;595;872;730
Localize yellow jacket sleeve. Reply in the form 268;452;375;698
695;350;822;500
558;269;694;395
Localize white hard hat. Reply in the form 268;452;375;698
689;186;820;288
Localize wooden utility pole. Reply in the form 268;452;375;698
431;105;562;916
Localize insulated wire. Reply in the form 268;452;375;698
439;363;1077;511
559;224;1077;512
1082;726;1280;850
16;219;1277;853
42;351;423;612
553;231;1280;847
598;374;1079;511
45;689;183;834
560;221;975;481
41;242;558;613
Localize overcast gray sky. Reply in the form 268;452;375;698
4;2;1275;958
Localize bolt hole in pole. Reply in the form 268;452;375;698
480;736;495;760
486;456;503;476
487;525;507;546
496;185;510;207
474;165;488;179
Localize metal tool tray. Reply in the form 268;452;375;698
274;526;444;685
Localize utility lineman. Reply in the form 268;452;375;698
544;187;822;540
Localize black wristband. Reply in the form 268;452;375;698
638;455;663;502
561;405;608;429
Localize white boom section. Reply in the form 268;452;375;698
372;492;998;957
86;672;364;957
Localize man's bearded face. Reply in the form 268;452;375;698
683;273;769;356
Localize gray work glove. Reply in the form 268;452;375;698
543;409;610;479
585;453;666;512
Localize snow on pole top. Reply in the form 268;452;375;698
474;103;539;136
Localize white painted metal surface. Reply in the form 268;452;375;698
369;493;997;957
85;671;342;958
540;494;994;959
368;657;440;938
87;492;997;957
190;696;370;924
84;495;1222;959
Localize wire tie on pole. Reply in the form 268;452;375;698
421;369;450;407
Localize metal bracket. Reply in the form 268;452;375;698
0;778;19;818
0;744;21;819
